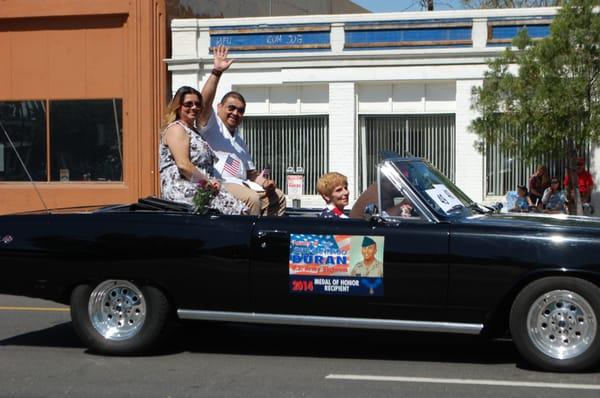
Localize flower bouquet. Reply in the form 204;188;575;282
192;179;218;215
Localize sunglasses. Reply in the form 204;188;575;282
226;104;245;114
181;101;202;108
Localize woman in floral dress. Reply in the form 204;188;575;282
159;85;247;215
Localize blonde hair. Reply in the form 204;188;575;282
536;164;550;186
317;172;348;199
161;86;203;131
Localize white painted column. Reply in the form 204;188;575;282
472;18;488;49
171;20;199;58
329;82;357;202
330;23;345;53
170;21;202;96
455;79;484;202
170;67;201;95
215;76;234;106
197;27;211;58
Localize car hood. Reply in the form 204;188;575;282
455;212;600;233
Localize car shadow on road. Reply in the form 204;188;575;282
0;319;515;366
172;321;520;366
0;321;84;349
4;320;597;372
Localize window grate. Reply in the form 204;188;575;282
358;114;456;192
239;115;329;195
485;126;591;196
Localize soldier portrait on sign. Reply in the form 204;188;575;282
350;236;384;277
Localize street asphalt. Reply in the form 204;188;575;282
1;294;600;398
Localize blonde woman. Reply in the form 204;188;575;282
159;85;247;214
529;165;550;205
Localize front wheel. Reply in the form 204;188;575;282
70;280;171;354
510;277;600;372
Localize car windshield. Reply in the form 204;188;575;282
379;159;476;218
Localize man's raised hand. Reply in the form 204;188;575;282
213;45;233;73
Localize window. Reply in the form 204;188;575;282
0;101;46;181
358;114;456;192
0;99;123;182
240;115;328;195
50;100;123;181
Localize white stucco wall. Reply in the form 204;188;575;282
455;79;484;202
166;7;591;207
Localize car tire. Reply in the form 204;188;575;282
509;276;600;372
70;280;171;354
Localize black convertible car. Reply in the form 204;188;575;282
1;158;600;372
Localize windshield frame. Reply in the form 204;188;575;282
378;158;477;220
377;161;436;222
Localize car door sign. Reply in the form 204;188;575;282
289;234;384;296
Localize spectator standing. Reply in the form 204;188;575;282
529;165;550;206
564;157;594;206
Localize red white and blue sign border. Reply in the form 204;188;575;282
288;234;384;296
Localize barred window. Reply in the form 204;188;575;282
358;114;456;192
485;126;590;196
239;115;328;195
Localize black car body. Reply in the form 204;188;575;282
1;158;599;372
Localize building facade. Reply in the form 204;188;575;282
167;6;599;208
0;0;168;214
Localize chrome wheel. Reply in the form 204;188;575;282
527;289;597;360
88;280;146;341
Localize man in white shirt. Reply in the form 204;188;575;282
198;46;286;216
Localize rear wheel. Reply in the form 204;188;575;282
510;277;600;372
70;280;171;354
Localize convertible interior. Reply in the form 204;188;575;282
98;187;419;221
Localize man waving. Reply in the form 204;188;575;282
199;46;286;216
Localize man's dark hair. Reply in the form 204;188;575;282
220;91;246;106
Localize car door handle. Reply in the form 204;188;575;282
257;230;289;239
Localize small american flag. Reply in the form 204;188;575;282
223;155;241;177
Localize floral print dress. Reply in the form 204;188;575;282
159;121;248;215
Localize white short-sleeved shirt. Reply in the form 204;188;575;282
200;110;256;183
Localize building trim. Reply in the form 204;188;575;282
171;7;558;28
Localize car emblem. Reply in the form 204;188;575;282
1;235;13;244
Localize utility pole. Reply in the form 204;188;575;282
419;0;435;11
